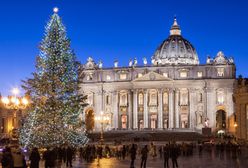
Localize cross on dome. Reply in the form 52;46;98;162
170;16;181;36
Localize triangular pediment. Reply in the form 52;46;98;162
133;71;173;82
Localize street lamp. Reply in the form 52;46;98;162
94;111;110;145
1;88;29;135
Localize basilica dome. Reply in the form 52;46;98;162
152;18;199;65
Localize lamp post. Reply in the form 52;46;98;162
1;88;29;137
94;111;110;145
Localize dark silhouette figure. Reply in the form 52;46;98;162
97;146;103;159
159;146;163;159
1;147;13;168
62;147;67;164
29;148;40;168
163;145;170;168
170;144;179;168
130;144;137;168
43;148;55;168
66;146;73;167
140;145;149;168
122;145;127;160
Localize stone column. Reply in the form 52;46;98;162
206;87;215;129
144;89;148;128
226;88;234;132
175;89;179;128
128;90;133;129
158;89;163;129
95;90;103;131
133;89;138;129
169;89;174;129
112;91;119;130
189;88;196;129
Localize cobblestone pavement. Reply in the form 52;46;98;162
37;147;248;168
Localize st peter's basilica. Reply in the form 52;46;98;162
80;18;236;133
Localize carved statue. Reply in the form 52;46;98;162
151;58;155;65
206;56;211;64
133;58;138;66
98;60;103;68
129;59;133;67
204;118;209;128
114;60;118;68
143;57;147;65
195;111;203;125
228;57;234;64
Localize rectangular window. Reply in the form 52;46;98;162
106;95;110;105
86;74;93;81
120;74;127;80
197;72;203;78
163;73;168;78
138;73;143;78
180;71;187;78
217;68;224;77
217;91;224;104
106;75;111;81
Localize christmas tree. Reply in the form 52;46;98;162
20;8;88;148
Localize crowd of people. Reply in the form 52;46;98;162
1;145;76;168
0;140;244;168
79;142;182;168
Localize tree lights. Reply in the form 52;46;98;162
19;8;88;148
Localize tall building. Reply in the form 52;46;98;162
233;77;248;140
79;18;236;133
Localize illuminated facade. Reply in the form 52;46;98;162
79;18;236;133
0;107;22;138
233;77;248;140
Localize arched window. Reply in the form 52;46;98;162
120;92;127;106
180;89;188;106
163;92;168;105
106;95;111;105
197;92;203;103
217;90;224;104
138;93;144;105
149;89;157;106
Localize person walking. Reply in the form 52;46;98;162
130;144;137;168
140;145;149;168
66;146;73;167
12;148;26;168
1;147;13;168
29;148;40;168
163;145;170;168
170;144;179;168
122;145;127;160
43;148;55;168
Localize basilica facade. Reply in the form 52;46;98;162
79;18;236;133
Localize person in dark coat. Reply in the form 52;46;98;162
170;144;179;168
122;145;126;160
1;147;13;168
66;146;73;167
61;147;67;164
129;144;137;168
163;144;170;168
140;145;149;168
29;148;40;168
43;148;55;168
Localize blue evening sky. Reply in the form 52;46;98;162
0;0;247;95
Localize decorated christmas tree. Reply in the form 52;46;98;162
20;8;88;148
